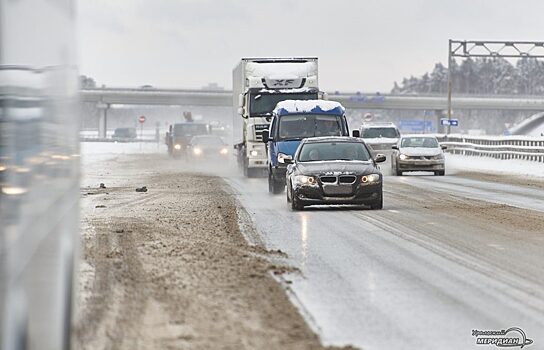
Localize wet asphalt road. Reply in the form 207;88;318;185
225;173;544;349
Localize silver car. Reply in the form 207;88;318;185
391;135;446;176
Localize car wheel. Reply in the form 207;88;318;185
395;166;403;176
437;170;445;176
291;189;304;211
370;196;383;210
269;171;284;194
286;181;291;203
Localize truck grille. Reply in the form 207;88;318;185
254;124;269;141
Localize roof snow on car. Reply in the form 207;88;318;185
274;100;345;116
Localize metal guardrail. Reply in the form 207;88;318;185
436;134;544;163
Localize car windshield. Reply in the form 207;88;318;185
298;142;371;162
401;137;439;148
278;114;343;140
249;92;317;115
173;123;208;136
362;127;399;138
192;136;224;146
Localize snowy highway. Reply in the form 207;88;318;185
226;171;544;349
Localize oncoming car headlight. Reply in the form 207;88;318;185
193;148;202;155
361;174;380;183
399;154;409;160
220;148;228;155
174;144;182;150
295;175;316;185
250;150;259;157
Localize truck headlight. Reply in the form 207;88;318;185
295;175;316;185
250;150;259;157
193;148;202;155
361;174;380;183
220;148;228;155
399;154;409;160
277;153;291;164
174;144;182;150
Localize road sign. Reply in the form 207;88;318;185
138;115;146;124
440;118;459;127
398;120;433;132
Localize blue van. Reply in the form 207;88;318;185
261;100;356;193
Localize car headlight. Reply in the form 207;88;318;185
220;148;228;155
433;153;444;160
295;175;316;185
250;150;259;157
193;148;202;155
277;152;291;164
361;173;380;183
399;154;409;160
174;144;182;150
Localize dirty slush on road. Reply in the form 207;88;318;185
73;154;352;350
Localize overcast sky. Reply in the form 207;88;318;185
78;0;544;92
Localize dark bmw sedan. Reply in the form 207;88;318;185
285;137;386;210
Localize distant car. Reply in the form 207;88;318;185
358;122;400;154
188;135;229;159
285;137;386;210
113;127;137;139
391;135;446;176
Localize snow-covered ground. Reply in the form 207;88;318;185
446;153;544;178
80;142;165;167
79;141;543;179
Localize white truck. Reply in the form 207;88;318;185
232;57;320;177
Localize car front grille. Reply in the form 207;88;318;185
339;175;356;184
320;176;336;183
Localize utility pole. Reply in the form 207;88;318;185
447;40;453;135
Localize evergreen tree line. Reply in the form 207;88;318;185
392;58;544;95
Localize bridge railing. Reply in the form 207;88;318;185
436;134;544;163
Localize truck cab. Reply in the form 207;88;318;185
166;122;209;158
262;100;351;193
233;58;321;177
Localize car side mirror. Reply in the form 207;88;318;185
441;145;447;150
392;145;399;150
261;130;269;143
374;154;386;163
352;130;360;138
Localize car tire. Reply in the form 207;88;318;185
434;170;445;176
395;167;403;176
269;172;284;194
286;185;291;203
268;175;285;194
370;196;383;210
290;187;304;211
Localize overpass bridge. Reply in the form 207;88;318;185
81;87;544;111
81;88;544;137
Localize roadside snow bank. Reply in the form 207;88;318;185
446;153;544;178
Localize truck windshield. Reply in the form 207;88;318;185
278;114;343;140
298;142;371;162
249;92;317;116
174;124;208;136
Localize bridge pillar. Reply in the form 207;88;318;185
97;102;110;138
